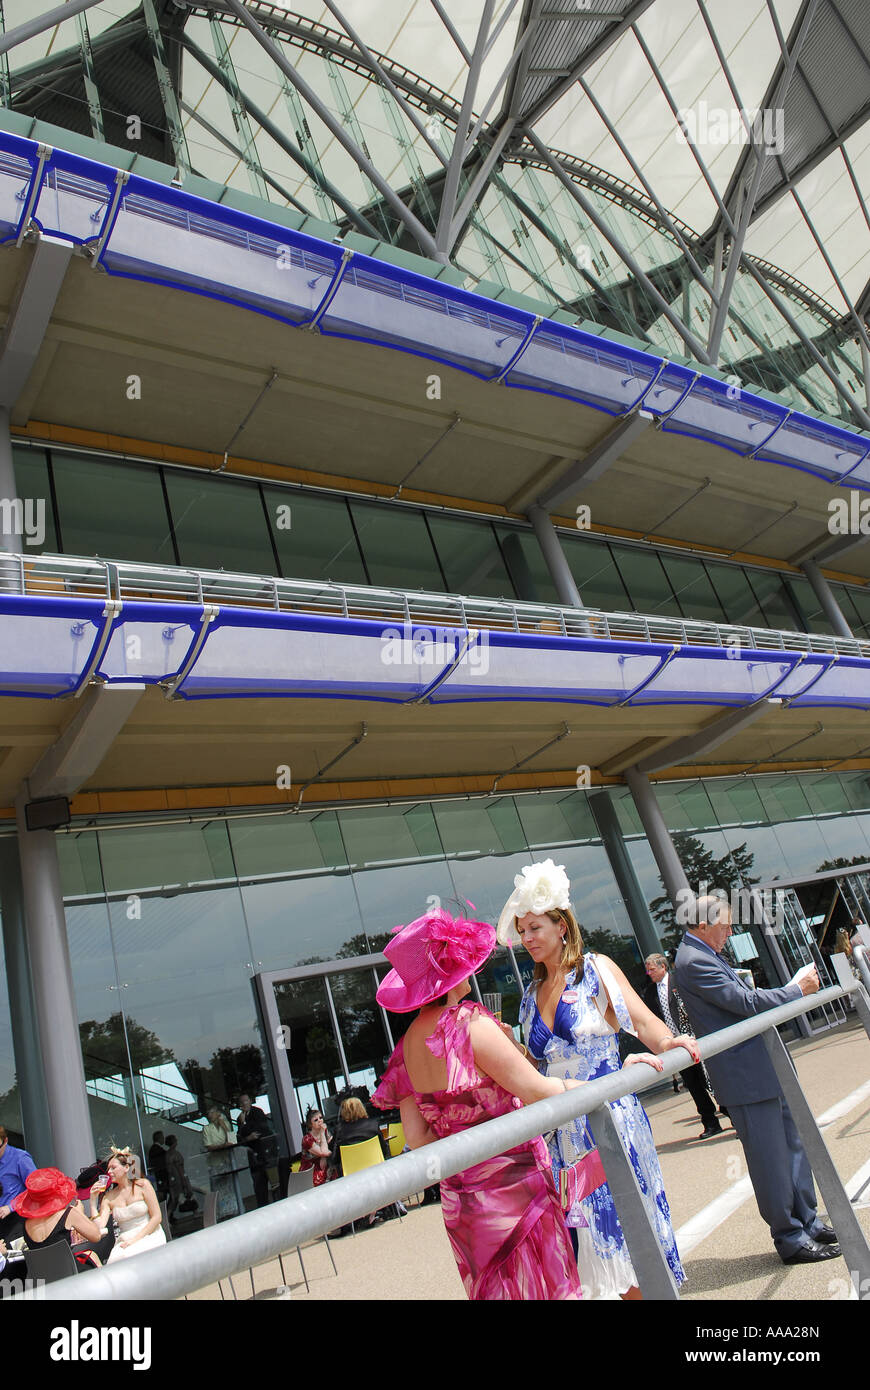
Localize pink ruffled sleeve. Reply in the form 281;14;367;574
425;1001;485;1093
372;1037;414;1109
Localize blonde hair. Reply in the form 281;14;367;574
528;908;585;985
339;1097;368;1123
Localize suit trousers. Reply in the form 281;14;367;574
680;1062;717;1127
727;1094;821;1258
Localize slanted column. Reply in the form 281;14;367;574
14;792;93;1173
526;504;583;608
800;559;854;640
624;767;691;907
588;790;663;959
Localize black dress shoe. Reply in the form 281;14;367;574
697;1124;723;1140
812;1225;838;1244
782;1240;841;1264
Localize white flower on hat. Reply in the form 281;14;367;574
496;859;572;945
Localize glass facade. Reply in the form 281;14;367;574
12;441;870;639
3;771;870;1167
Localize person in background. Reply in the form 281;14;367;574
0;1126;36;1238
299;1109;333;1186
147;1132;169;1204
14;1167;104;1271
165;1134;193;1221
236;1094;271;1209
643;952;721;1140
89;1148;166;1261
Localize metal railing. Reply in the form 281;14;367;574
19;978;870;1303
3;549;870;660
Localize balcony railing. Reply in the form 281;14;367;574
2;549;869;661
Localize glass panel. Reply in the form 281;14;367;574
261;487;366;585
349;500;444;590
10;446;57;553
230;812;366;966
839;586;870;640
51;453;174;565
745;569;800;631
426;514;515;599
610;543;683;617
562;536;632;612
329;968;392;1097
705;561;768;627
164;471;276;574
515;791;598;848
493;525;558;603
660;553;727;625
788;576;834;636
274;975;344;1127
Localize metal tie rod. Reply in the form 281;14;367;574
0;0;107;55
20;979;868;1302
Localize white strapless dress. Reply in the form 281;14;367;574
106;1199;167;1262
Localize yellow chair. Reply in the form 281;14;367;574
386;1123;406;1158
339;1136;404;1230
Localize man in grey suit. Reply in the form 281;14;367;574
674;895;841;1265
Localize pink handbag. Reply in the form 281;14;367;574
559;1148;608;1208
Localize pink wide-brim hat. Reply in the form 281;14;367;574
12;1166;76;1220
376;909;495;1013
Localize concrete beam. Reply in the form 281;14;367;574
0;236;74;409
635;699;780;776
26;683;146;799
536;410;653;511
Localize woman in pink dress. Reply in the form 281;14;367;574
372;908;583;1301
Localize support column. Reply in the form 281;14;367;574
14;793;93;1174
0;839;52;1162
588;790;663;960
800;559;854;639
527;504;583;608
624;767;691;907
0;405;17;552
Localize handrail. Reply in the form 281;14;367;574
20;978;870;1302
2;550;869;661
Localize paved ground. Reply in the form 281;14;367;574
187;1016;870;1303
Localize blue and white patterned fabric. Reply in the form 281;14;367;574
520;953;685;1297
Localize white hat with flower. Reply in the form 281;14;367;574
496;858;572;945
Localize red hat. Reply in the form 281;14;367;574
12;1167;77;1220
376;909;495;1013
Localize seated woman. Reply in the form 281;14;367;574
330;1096;396;1226
13;1167;104;1271
89;1147;167;1261
299;1108;334;1186
329;1096;389;1173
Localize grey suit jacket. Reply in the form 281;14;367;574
673;932;801;1106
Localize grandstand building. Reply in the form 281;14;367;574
1;0;870;1194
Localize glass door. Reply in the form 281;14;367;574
254;953;394;1154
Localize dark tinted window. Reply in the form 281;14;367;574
427;514;514;598
51;453;173;564
262;487;366;585
350;500;444;590
165;472;276;573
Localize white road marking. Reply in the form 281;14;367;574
674;1080;870;1255
816;1078;870;1128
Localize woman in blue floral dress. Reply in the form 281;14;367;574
499;860;696;1300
